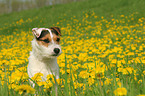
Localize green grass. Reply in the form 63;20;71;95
0;0;145;35
0;0;145;96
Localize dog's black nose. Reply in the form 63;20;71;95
54;48;60;54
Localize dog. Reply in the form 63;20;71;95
27;27;62;95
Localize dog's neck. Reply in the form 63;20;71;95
31;50;57;62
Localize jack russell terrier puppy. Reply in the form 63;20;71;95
27;27;62;94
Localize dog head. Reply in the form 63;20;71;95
32;27;62;58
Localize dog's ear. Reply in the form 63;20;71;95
32;28;47;38
32;28;40;38
50;27;61;36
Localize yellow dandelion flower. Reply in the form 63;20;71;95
118;67;123;72
104;78;112;85
79;70;89;79
137;95;145;96
46;74;55;83
43;81;53;89
114;87;127;96
88;78;95;86
116;78;120;81
117;61;122;67
142;60;145;64
143;71;145;75
117;82;122;87
134;76;137;81
138;80;142;84
73;82;83;89
125;67;134;74
37;81;46;86
56;78;62;85
111;59;117;63
78;53;88;61
15;84;35;95
31;73;43;82
139;46;143;51
99;80;103;86
8;84;17;89
127;52;134;56
106;89;110;94
9;70;28;83
122;68;128;75
131;46;136;50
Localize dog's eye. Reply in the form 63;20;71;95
56;38;60;42
43;39;50;43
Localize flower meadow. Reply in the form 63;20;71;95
0;11;145;96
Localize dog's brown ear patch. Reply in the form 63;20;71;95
36;30;49;40
50;27;61;36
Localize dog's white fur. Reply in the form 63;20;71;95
27;28;61;94
27;39;61;80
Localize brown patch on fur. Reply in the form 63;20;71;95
37;33;60;47
52;33;60;44
37;34;51;47
50;27;61;36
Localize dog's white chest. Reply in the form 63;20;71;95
27;54;59;80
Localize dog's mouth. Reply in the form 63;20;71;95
51;53;60;56
52;54;58;56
